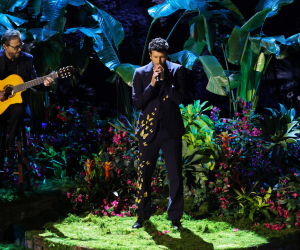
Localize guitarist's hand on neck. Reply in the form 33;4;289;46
0;91;5;101
44;77;54;86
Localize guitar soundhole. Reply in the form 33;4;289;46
5;87;13;96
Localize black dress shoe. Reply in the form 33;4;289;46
132;217;144;229
172;220;181;230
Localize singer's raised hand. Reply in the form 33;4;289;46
151;64;165;86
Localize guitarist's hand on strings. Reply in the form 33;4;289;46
0;91;4;101
44;77;54;87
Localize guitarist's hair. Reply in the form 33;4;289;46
1;29;22;46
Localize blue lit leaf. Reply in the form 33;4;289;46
212;0;246;24
255;0;293;18
41;0;69;32
183;36;206;56
0;0;28;12
148;3;178;20
64;27;103;53
0;13;27;30
85;1;124;49
28;27;57;42
27;0;42;16
68;0;85;6
7;0;28;12
169;50;199;70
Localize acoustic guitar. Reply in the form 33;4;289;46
0;66;75;115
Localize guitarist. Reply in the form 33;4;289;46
0;29;54;155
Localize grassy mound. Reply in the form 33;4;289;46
35;213;270;250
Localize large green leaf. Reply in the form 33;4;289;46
41;0;68;32
255;0;293;18
169;50;199;70
115;64;140;87
183;36;206;56
241;7;272;32
0;13;27;31
189;14;205;42
226;26;249;65
260;37;280;55
199;55;229;96
28;27;57;42
203;15;217;55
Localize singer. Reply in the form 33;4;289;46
132;37;186;230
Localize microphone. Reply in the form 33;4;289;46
156;73;160;82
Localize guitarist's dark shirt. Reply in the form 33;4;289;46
1;53;19;80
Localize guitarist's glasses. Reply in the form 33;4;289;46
7;42;24;51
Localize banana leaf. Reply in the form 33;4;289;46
203;15;217;55
27;0;41;16
28;27;57;42
0;0;27;12
241;7;272;32
64;27;103;55
69;0;85;6
0;13;27;30
148;2;178;20
229;72;242;89
85;1;124;50
226;26;249;65
169;50;199;70
115;64;140;87
199;55;229;96
189;14;205;42
260;37;280;56
255;0;293;18
183;36;206;56
211;0;246;24
285;33;300;51
41;0;69;32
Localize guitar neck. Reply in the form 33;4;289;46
13;72;58;93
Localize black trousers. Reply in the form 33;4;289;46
136;121;183;220
0;103;25;148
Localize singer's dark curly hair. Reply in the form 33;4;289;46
148;37;169;54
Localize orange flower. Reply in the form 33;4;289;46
82;159;95;191
217;131;235;153
101;162;114;181
83;159;95;176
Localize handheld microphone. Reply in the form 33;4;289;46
156;73;160;82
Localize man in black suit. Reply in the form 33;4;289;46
132;38;185;230
0;29;53;156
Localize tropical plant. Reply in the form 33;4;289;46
146;0;300;115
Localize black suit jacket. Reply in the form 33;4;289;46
132;60;185;143
0;50;49;115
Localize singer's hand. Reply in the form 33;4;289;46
151;64;165;86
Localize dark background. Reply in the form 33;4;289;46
52;0;300;118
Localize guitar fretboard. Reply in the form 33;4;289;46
13;72;58;93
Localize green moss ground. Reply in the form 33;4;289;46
0;243;30;250
34;213;269;250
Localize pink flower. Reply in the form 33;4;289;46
74;198;78;202
235;112;239;116
126;179;131;185
67;193;71;198
104;205;110;210
78;199;82;202
111;200;118;207
277;193;281;198
95;210;99;214
294;193;298;198
261;189;266;194
295;223;299;226
132;205;136;209
122;131;126;137
86;195;89;200
233;228;238;232
111;211;116;216
104;212;108;216
126;211;131;217
120;212;125;217
157;231;163;236
164;231;170;234
78;195;82;199
222;118;226;123
116;214;120;217
227;185;230;188
109;127;113;133
294;173;298;176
